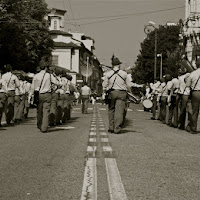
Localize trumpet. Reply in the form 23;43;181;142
127;92;141;104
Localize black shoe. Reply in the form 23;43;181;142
151;117;155;120
108;129;114;133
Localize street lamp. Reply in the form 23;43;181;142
157;53;162;80
86;56;89;82
144;21;157;82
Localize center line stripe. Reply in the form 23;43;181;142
105;158;128;200
81;158;97;200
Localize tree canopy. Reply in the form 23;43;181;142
0;0;54;73
132;24;182;84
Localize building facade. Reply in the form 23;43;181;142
46;8;103;92
183;0;200;65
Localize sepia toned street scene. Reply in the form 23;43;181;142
0;0;200;199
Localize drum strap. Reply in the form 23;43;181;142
108;70;125;81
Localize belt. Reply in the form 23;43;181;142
40;92;51;94
111;89;126;92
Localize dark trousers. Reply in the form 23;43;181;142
190;91;200;131
5;91;15;124
62;94;70;123
56;94;64;124
151;95;158;118
14;95;21;121
168;95;178;127
108;90;127;132
178;94;191;129
37;93;51;132
160;96;167;123
49;93;59;125
0;93;6;124
81;95;90;114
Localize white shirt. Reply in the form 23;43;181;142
178;73;190;95
30;70;59;95
2;72;20;91
0;79;7;93
186;68;200;90
81;85;91;96
103;69;132;91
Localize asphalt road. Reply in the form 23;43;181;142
0;103;200;200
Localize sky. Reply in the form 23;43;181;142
45;0;185;67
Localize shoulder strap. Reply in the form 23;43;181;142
117;72;125;81
39;72;46;92
7;74;12;87
192;75;200;90
108;70;119;79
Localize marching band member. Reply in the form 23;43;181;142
0;68;7;126
62;73;71;123
177;71;191;130
55;71;65;125
167;76;179;127
28;63;59;133
49;68;60;126
2;64;20;125
185;59;200;134
151;80;161;120
23;77;31;119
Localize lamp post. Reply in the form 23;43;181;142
157;53;162;79
86;56;89;82
144;21;157;82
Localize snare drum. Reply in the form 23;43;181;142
142;99;153;109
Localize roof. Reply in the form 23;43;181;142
51;65;77;74
54;42;80;49
50;30;72;37
48;8;66;15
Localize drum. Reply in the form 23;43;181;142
142;99;153;109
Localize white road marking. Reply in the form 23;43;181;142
100;132;107;136
99;127;106;131
101;138;109;142
89;138;96;142
91;127;96;131
87;146;97;152
127;108;132;111
90;132;96;136
80;158;97;200
105;158;128;200
55;126;75;129
99;108;106;110
137;109;144;112
103;146;112;152
88;108;93;110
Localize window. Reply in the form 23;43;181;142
52;55;58;65
54;20;58;30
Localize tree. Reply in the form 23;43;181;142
0;0;54;72
132;23;182;83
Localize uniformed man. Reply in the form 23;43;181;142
13;74;23;123
49;67;60;126
28;62;59;133
80;82;91;114
159;76;168;123
62;73;71;123
151;80;161;120
23;77;31;119
55;71;65;125
177;71;191;130
167;76;180;127
102;56;132;134
0;68;7;126
2;64;20;125
185;59;200;134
